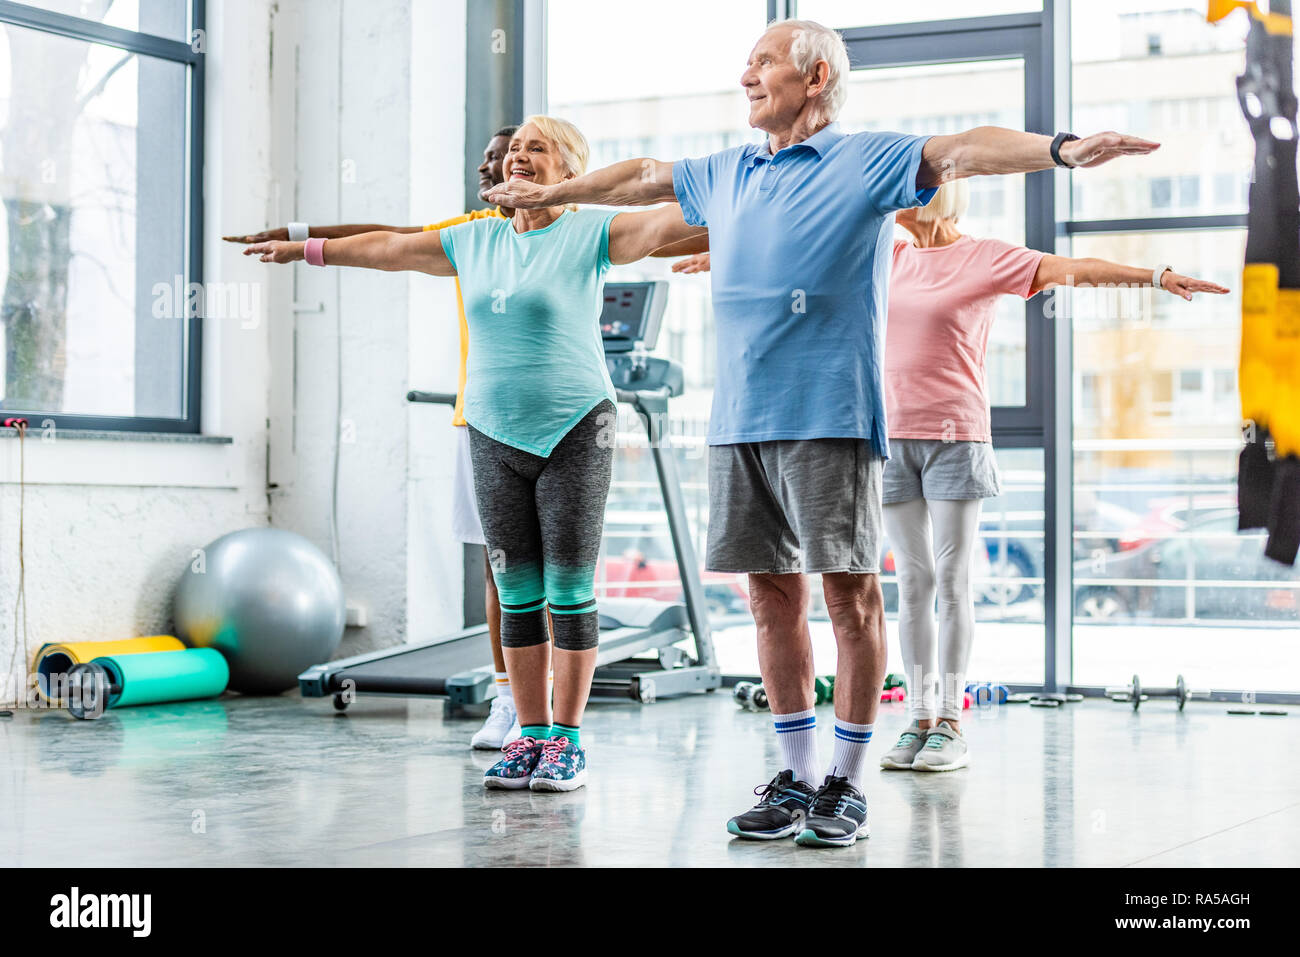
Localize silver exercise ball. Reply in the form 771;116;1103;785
174;527;345;694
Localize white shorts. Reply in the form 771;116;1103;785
451;426;486;545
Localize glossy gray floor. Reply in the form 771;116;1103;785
2;692;1297;867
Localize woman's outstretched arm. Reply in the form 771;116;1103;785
607;205;707;266
243;229;456;276
1030;255;1229;300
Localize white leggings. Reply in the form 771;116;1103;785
882;498;983;722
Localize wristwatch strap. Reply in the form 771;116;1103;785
1051;132;1080;168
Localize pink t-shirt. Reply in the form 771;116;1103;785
885;235;1044;442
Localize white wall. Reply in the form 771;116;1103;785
265;0;467;655
0;0;468;703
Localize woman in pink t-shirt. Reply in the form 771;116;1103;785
878;180;1227;773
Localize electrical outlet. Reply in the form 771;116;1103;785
345;601;368;628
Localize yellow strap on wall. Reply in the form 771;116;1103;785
1240;263;1279;430
1207;0;1253;24
1207;0;1294;35
1272;289;1300;455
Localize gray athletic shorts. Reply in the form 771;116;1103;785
882;438;1001;504
706;438;883;575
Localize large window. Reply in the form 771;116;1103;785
1068;230;1298;691
837;59;1028;406
547;0;763;402
1070;0;1252;223
1065;3;1292;694
550;0;765;634
0;1;203;431
542;1;1299;697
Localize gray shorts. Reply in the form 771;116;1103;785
882;438;1001;504
706;438;883;575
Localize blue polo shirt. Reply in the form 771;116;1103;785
672;123;935;457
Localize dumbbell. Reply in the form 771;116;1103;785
883;673;907;691
965;682;1010;706
814;676;835;705
66;661;116;720
880;686;906;703
733;681;770;712
1106;674;1209;711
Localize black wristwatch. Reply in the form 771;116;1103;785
1051;132;1080;168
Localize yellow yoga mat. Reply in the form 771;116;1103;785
32;636;185;704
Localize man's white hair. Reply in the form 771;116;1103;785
771;18;851;126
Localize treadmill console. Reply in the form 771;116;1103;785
601;281;681;398
601;281;668;353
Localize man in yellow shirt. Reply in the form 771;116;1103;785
225;126;523;749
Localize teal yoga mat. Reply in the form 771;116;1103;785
93;648;230;710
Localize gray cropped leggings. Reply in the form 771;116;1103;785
467;400;615;651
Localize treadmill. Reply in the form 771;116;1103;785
298;281;722;713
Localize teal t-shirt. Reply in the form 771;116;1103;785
439;208;619;456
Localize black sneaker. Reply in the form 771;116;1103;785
726;770;816;840
794;774;870;847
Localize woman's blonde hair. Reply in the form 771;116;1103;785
915;178;970;223
519;114;589;177
516;115;589;211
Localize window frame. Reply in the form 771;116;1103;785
0;0;205;434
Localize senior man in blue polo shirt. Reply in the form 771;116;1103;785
490;18;1157;847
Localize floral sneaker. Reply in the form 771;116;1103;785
529;737;588;792
483;736;545;790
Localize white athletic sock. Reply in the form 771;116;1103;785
772;709;820;785
494;672;513;706
827;719;874;789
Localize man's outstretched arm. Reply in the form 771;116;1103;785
917;128;1160;188
223;223;424;243
486;158;676;209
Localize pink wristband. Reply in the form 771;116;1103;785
304;237;327;267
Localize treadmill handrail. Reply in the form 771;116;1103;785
614;386;673;405
407;390;456;405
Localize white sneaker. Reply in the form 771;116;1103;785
911;720;969;772
880;721;928;770
471;697;521;750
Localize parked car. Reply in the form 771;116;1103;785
599;529;750;615
1074;498;1144;561
1114;494;1238;553
1073;510;1300;622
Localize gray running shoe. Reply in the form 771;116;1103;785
911;720;969;771
880;722;928;770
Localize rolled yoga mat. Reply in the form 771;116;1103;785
67;648;230;720
32;636;186;704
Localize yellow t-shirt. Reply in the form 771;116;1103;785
424;207;508;426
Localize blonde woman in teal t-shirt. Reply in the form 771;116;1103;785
246;116;704;793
